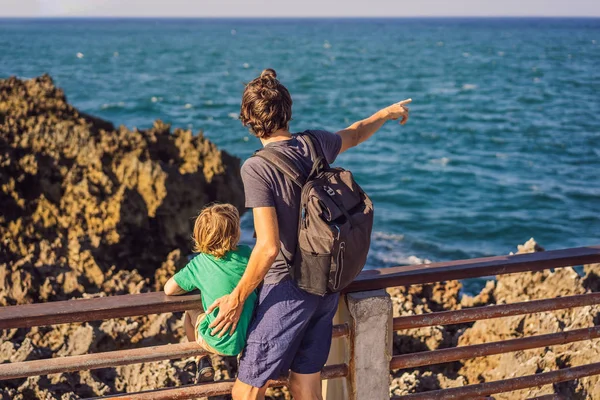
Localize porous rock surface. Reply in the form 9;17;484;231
389;239;600;399
0;75;244;399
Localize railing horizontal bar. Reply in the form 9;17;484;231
347;245;600;293
1;246;598;331
391;325;600;370
93;363;348;399
0;292;203;330
0;342;207;381
391;361;600;400
332;322;349;338
393;292;600;330
0;324;348;381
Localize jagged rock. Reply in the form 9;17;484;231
391;239;600;399
0;75;244;307
0;75;245;399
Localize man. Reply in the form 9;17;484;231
207;68;411;400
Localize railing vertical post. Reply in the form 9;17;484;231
347;289;393;400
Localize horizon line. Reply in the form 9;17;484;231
2;16;600;19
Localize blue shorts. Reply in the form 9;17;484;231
237;277;340;388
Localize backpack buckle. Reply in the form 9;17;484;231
324;186;336;197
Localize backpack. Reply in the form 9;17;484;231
254;132;374;296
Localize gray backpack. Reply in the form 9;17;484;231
254;133;374;295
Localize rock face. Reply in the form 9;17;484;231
390;239;600;399
0;75;245;399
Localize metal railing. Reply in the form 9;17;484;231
0;245;599;399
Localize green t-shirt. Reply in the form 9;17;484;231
173;245;256;356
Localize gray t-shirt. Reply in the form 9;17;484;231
241;130;342;285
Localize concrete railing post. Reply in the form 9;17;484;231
347;289;393;400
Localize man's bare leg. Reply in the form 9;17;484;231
289;371;322;400
231;379;268;400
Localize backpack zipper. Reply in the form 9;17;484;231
333;241;346;290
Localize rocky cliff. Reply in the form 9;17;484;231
0;75;244;399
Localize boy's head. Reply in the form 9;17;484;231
240;68;292;139
193;204;240;258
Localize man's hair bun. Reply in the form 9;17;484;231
260;68;277;80
240;67;292;139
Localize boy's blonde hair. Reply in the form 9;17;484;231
192;204;240;258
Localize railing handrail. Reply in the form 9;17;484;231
1;244;598;330
348;244;600;292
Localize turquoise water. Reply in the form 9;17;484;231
1;18;599;289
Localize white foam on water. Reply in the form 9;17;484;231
204;100;214;106
436;41;444;47
151;97;159;103
184;103;193;109
406;255;432;265
373;231;405;242
323;40;331;49
497;51;505;56
462;52;470;57
243;63;250;69
76;52;84;59
100;102;125;110
431;157;450;166
228;112;239;119
462;83;477;90
113;52;119;57
231;29;237;36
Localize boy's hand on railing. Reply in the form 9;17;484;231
381;98;411;125
206;294;243;338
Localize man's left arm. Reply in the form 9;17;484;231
207;206;280;338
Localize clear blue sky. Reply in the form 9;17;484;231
3;0;600;17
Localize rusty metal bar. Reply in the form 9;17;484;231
94;363;348;399
0;292;203;330
391;325;600;370
391;361;600;400
1;246;598;331
0;342;208;381
0;324;348;381
347;245;600;293
393;292;600;331
332;322;349;339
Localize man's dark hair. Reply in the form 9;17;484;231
240;68;292;138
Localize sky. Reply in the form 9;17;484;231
2;0;600;18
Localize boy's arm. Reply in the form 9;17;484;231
337;98;411;154
164;277;189;296
207;206;279;338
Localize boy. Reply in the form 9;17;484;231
164;203;256;383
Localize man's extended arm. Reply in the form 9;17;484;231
337;98;411;153
207;206;280;337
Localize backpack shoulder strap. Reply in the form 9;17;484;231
253;148;305;188
301;131;330;168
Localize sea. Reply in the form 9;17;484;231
1;18;599;293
